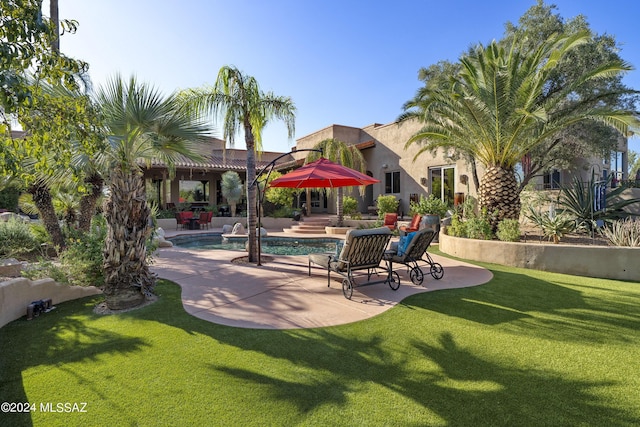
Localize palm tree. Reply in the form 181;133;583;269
96;75;211;310
306;138;367;227
220;171;243;216
401;31;639;229
180;66;296;262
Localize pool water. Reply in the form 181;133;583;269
169;233;341;256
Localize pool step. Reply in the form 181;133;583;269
282;218;330;235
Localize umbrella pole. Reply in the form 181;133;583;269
257;187;262;266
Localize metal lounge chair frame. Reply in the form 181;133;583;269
390;228;444;285
308;227;399;299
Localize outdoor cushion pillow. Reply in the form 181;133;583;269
398;231;416;256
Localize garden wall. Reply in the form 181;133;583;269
0;278;101;328
439;232;639;282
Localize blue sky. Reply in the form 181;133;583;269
50;0;640;154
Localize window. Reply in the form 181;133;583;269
385;171;400;194
543;170;560;189
429;166;455;205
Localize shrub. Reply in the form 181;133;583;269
410;194;449;218
496;219;521;242
271;206;294;218
21;259;69;283
0;218;39;258
599;217;640;247
376;195;398;219
446;213;467;237
59;216;107;286
342;196;358;218
465;214;493;240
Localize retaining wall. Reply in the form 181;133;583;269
0;278;102;328
439;232;639;282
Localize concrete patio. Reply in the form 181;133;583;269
152;227;493;329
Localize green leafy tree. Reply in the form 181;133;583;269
264;171;296;208
305;138;367;227
502;1;640;185
180;66;296;262
0;0;88;129
401;31;639;230
402;2;640;194
96;75;211;310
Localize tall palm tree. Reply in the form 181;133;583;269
306;138;367;227
180;66;296;262
401;31;639;229
96;75;211;310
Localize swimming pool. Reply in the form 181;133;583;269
168;233;341;256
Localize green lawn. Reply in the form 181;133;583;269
1;261;639;426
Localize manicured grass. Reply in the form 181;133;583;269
1;262;639;426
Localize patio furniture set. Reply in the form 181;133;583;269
176;211;213;230
308;226;443;299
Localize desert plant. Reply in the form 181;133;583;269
557;172;640;232
221;171;243;216
527;206;575;244
599;217;640;247
59;218;107;286
376;195;398;220
0;218;39;257
410;194;449;218
496;219;521;242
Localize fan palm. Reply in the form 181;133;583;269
401;31;639;229
96;75;211;310
179;66;296;262
305;138;367;227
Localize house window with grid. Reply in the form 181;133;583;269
385;171;400;194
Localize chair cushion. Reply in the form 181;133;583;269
398;231;416;256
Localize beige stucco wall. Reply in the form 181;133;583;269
0;278;102;328
294;120;480;216
439;232;640;282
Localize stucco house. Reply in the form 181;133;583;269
289;119;629;217
143;119;630;218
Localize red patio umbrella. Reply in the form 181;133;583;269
269;158;379;188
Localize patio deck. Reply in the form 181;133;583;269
152;227;493;329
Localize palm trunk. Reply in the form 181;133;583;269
103;167;154;310
478;165;521;231
245;124;258;263
78;173;104;232
29;181;65;251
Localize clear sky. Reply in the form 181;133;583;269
48;0;640;154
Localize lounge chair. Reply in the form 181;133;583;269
389;228;443;285
383;213;398;231
308;227;399;299
400;214;422;233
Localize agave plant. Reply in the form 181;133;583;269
599;217;640;247
556;171;640;232
526;206;575;244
